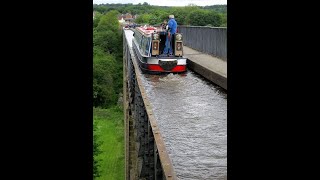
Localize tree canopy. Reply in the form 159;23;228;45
93;10;123;108
93;3;227;27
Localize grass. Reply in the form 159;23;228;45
94;106;124;180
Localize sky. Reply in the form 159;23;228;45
93;0;227;7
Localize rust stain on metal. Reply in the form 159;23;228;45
128;46;178;180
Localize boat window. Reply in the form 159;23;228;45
139;36;143;49
134;30;142;48
141;37;151;56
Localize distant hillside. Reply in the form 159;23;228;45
93;3;227;14
93;3;227;27
202;5;227;14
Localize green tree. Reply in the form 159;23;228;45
149;14;161;25
148;10;167;25
94;6;108;14
93;52;117;107
188;10;223;27
203;5;227;14
183;5;201;25
94;10;122;54
93;9;123;108
205;11;223;27
188;10;207;26
96;10;120;33
93;11;102;28
170;7;189;25
221;13;227;27
93;30;120;54
135;13;152;24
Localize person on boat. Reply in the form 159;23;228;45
161;15;177;56
161;20;167;30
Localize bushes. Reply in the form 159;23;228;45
188;10;223;27
93;9;124;175
93;55;117;107
93;120;102;178
93;10;123;108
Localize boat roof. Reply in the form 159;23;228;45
136;26;166;37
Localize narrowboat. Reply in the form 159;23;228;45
132;26;187;73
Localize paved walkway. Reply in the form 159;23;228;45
183;46;227;90
183;46;227;77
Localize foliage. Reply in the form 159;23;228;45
93;30;120;54
93;3;226;26
93;10;123;108
188;9;223;27
203;5;227;14
135;13;152;24
221;13;227;27
205;10;223;27
96;10;120;32
93;120;102;178
93;107;124;180
91;4;125;180
93;52;117;108
93;5;108;14
169;7;190;25
93;11;102;28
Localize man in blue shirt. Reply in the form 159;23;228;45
162;15;177;56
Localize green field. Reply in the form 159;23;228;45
94;106;124;180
